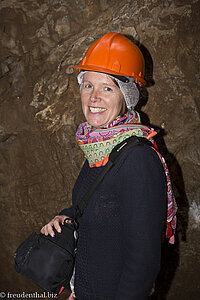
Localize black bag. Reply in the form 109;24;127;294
14;136;152;295
14;218;78;295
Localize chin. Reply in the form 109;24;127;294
89;121;103;128
88;120;105;128
86;115;105;128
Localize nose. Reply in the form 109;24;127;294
90;88;100;102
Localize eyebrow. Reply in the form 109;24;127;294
102;82;115;86
83;80;115;86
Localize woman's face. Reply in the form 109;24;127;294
81;72;124;128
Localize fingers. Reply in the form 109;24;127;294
40;215;69;237
52;217;62;233
58;215;71;226
40;223;55;237
64;217;72;225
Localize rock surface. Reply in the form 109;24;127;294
0;0;200;298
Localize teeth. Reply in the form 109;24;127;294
89;107;106;113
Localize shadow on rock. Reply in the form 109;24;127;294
128;35;190;299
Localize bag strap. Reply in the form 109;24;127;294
74;136;154;219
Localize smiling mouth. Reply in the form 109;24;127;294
89;107;107;113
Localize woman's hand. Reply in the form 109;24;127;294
40;215;70;237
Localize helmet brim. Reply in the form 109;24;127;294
70;64;146;87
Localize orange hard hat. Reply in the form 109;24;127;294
72;32;146;86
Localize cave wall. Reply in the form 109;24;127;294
0;0;200;299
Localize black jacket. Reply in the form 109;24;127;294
60;143;166;300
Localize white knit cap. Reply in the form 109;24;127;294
77;71;139;111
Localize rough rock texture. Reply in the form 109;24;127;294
0;0;199;299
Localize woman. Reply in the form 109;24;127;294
41;32;177;300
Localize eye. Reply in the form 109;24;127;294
104;86;113;92
83;83;93;89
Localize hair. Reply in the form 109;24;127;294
111;77;127;116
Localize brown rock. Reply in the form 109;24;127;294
0;0;199;298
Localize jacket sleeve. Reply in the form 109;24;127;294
115;144;166;300
58;206;74;218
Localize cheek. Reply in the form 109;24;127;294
81;94;87;111
81;92;85;104
112;96;123;114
